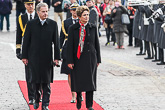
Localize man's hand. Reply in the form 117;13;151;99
22;59;28;66
68;64;74;69
53;60;60;67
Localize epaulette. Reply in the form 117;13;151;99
18;15;27;37
62;20;68;40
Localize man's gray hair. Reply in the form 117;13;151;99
36;2;48;12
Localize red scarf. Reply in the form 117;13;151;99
77;21;86;59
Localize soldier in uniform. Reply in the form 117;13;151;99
16;0;38;105
22;3;60;110
60;3;79;103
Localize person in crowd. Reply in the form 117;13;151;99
86;0;99;36
0;0;12;31
111;0;127;49
22;3;60;110
67;6;101;110
92;0;102;37
60;3;79;103
100;0;109;23
127;6;136;46
103;0;116;46
63;0;77;19
16;0;38;105
14;0;26;25
52;0;64;23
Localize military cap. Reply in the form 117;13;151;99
70;3;79;10
24;0;35;3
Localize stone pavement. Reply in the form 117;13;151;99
1;5;165;110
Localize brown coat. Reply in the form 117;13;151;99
103;4;114;28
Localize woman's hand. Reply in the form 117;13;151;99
97;63;100;67
22;59;28;66
113;9;116;13
106;11;111;14
68;64;74;69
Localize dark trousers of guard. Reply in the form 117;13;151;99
128;30;133;46
145;41;152;58
25;66;35;101
139;40;145;54
76;91;93;109
158;47;165;64
153;43;159;61
35;83;50;106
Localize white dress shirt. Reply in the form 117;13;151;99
27;11;35;20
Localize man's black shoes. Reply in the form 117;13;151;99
87;107;94;110
157;62;165;65
136;53;146;55
144;57;153;60
29;99;34;105
42;106;49;110
33;103;39;109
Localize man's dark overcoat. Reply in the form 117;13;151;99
67;22;101;92
22;18;60;83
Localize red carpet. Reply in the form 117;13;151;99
18;80;104;110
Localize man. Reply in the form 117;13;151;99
22;3;60;110
52;0;63;23
16;0;37;105
14;0;26;25
86;0;99;35
60;3;79;103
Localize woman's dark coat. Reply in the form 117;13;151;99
22;18;60;83
159;28;165;49
111;6;128;33
141;6;152;41
132;9;140;38
67;22;101;92
146;19;154;42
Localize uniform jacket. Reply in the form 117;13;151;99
0;0;12;15
67;22;101;92
111;6;128;33
22;18;60;83
16;12;38;54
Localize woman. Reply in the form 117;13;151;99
111;0;127;49
0;0;12;31
101;0;109;23
103;0;116;46
67;6;101;110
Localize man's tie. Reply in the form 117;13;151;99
30;14;32;20
41;21;45;25
73;19;77;24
